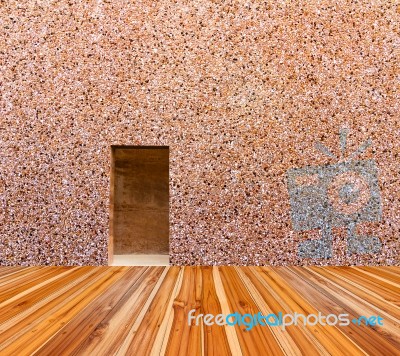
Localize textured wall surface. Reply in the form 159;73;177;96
0;1;399;266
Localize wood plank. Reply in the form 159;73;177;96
34;266;149;355
275;266;398;356
0;267;51;297
236;267;303;356
0;266;36;284
301;267;400;355
0;267;101;349
212;267;242;355
0;266;397;355
118;266;182;354
258;267;365;356
0;267;130;355
330;266;400;303
200;266;231;356
73;266;166;355
0;267;87;324
355;266;400;289
0;267;23;275
309;267;400;322
219;266;285;355
164;266;202;355
150;267;184;355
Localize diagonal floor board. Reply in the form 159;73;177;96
0;266;398;355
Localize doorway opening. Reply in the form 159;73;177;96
109;146;169;265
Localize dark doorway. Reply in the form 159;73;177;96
109;146;169;264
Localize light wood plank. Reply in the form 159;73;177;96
0;266;397;355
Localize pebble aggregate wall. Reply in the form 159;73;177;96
0;1;399;265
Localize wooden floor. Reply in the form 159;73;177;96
0;266;398;355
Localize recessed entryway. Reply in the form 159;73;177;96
109;146;169;265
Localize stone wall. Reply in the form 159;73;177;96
0;1;399;265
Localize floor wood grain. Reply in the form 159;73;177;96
0;266;398;355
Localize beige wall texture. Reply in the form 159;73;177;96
0;1;399;265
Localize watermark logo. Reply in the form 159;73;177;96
188;310;384;331
286;128;382;258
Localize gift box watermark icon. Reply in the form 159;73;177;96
287;128;382;259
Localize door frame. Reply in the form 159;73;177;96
109;145;169;265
